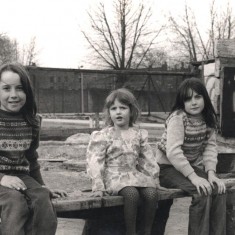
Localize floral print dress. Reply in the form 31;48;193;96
86;126;160;195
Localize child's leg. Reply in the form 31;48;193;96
210;193;226;235
0;185;29;235
138;187;158;235
188;194;211;235
18;174;57;235
188;192;226;235
160;165;210;234
160;165;226;235
189;167;226;235
119;186;140;235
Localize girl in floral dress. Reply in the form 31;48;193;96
86;88;162;235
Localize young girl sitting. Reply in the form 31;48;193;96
86;88;162;235
156;77;226;235
0;62;67;235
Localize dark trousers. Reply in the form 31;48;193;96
160;165;226;235
0;174;57;235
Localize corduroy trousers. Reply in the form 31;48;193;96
0;174;57;235
159;165;226;235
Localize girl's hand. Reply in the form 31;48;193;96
91;191;103;197
208;170;226;194
42;185;68;198
50;189;68;198
0;175;27;191
188;172;212;196
156;183;172;191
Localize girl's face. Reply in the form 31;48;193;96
109;99;131;130
184;89;204;116
0;71;26;113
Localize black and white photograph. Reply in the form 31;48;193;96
0;0;234;234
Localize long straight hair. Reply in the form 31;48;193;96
103;88;140;127
0;62;39;128
171;77;217;128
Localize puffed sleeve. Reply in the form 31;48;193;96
202;129;218;172
86;130;107;192
137;129;160;185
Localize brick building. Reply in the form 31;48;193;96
27;66;192;114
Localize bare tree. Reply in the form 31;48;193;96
20;37;39;66
82;0;164;69
208;0;235;56
168;3;203;62
208;0;216;58
134;47;168;68
169;0;235;63
215;1;235;39
0;34;18;64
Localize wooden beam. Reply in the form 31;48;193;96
52;178;235;214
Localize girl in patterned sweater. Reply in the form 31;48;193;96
87;88;163;235
156;77;226;235
0;62;67;235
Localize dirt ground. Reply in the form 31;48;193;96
38;116;235;234
40;161;190;235
54;198;190;235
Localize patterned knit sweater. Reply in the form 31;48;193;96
156;110;217;177
0;109;44;185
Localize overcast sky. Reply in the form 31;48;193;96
0;0;234;69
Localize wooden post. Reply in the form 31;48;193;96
81;72;84;113
147;75;151;116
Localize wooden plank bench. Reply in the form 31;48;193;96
52;177;235;235
38;132;235;234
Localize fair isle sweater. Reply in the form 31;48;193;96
156;110;217;177
0;109;44;185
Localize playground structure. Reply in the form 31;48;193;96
31;38;235;234
197;39;235;137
